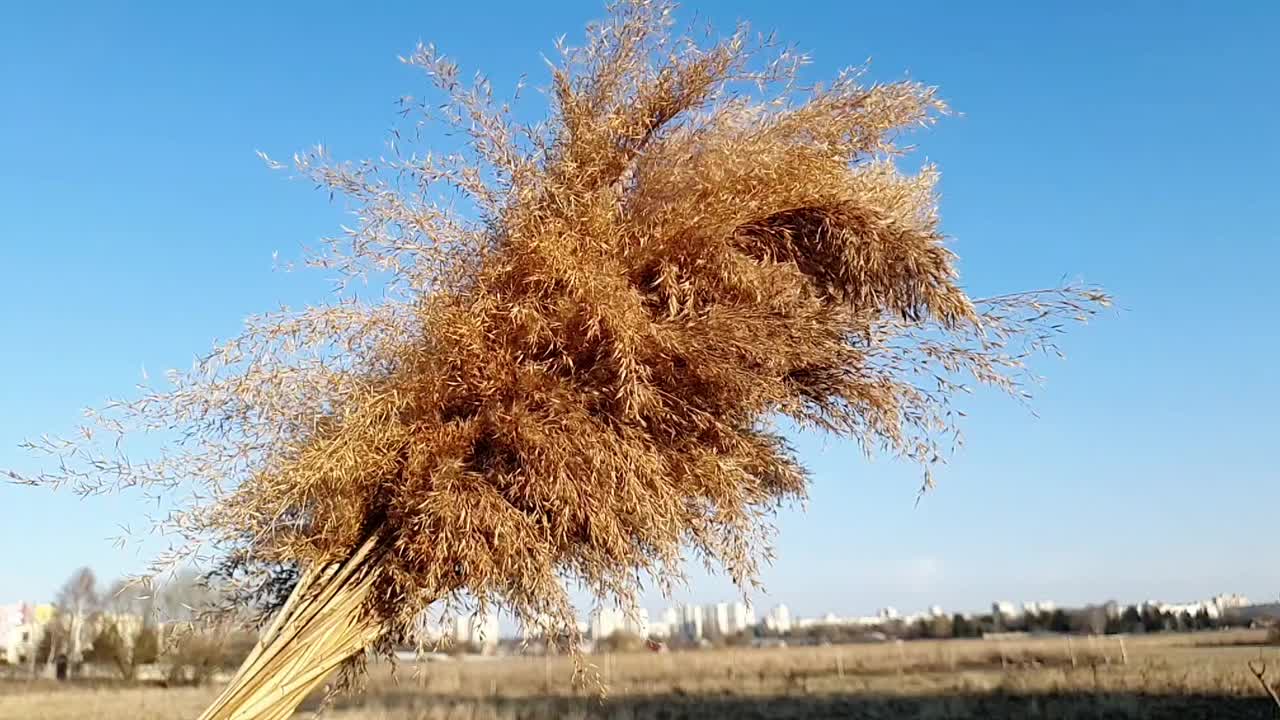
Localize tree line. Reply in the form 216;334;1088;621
3;566;255;684
755;604;1258;646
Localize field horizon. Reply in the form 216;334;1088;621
4;630;1278;719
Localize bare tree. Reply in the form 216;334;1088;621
54;567;98;665
1086;606;1108;636
103;578;151;619
1070;605;1109;636
84;620;131;679
155;570;220;625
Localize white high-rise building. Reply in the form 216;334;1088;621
628;607;651;638
1210;594;1249;612
727;601;755;634
520;612;559;641
763;604;792;634
589;606;650;640
704;601;754;636
649;607;680;638
993;601;1019;619
678;604;705;640
707;603;730;637
454;609;500;650
1150;593;1250;620
590;607;626;641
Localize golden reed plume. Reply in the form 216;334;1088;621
11;2;1107;717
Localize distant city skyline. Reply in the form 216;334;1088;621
4;510;1274;620
401;591;1261;643
0;590;1257;659
579;592;1254;638
0;587;1259;637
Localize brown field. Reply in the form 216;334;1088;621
3;631;1278;719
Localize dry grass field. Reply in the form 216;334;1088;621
3;631;1278;719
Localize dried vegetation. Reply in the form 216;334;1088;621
9;0;1108;711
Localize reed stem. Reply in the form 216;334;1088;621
195;532;386;720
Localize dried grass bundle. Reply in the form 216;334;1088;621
11;1;1107;717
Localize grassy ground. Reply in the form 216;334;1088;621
3;631;1277;719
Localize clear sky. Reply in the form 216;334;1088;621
2;1;1277;619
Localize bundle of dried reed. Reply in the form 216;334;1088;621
11;2;1107;717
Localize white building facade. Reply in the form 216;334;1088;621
589;606;649;640
763;604;792;634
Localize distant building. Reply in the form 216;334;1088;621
520;612;560;641
454;609;500;650
94;612;146;640
703;601;753;637
992;601;1019;619
589;607;624;641
678;604;704;640
629;608;651;638
3;622;41;665
705;603;728;637
30;604;55;625
725;602;755;635
1022;601;1056;616
1149;594;1250;620
1210;594;1249;613
649;607;679;639
414;608;500;651
763;604;792;634
794;611;882;630
1;603;52;665
0;603;24;654
589;606;649;640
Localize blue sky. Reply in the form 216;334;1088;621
2;1;1277;619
